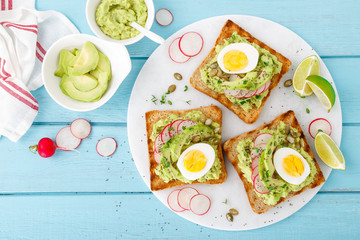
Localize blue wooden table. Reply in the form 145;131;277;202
0;0;359;239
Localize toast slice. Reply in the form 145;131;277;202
190;20;292;124
146;105;227;191
223;110;325;214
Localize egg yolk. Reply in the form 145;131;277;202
223;50;248;71
183;150;207;172
282;155;304;177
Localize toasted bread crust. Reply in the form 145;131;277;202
223;110;325;214
190;20;292;124
146;105;227;191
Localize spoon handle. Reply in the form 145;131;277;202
131;22;165;45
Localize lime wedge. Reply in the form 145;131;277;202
293;55;320;97
314;131;345;170
305;75;336;112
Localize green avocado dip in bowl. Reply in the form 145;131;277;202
86;0;154;45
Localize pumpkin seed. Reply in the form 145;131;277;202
284;79;293;87
174;73;182;80
205;119;213;126
290;129;300;138
286;136;295;144
214;127;220;134
296;143;301;150
168;84;176;93
209;69;218;77
229;208;239;216
284;125;290;135
199;114;206;123
300;139;305;148
213;138;220;145
221;76;229;81
209;62;218;69
226;213;234;222
192;135;201;143
216;68;223;77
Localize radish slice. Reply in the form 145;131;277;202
177;120;197;135
169;119;183;138
169;37;190;63
55;126;81;151
243;89;257;98
167;189;185;212
70;118;91;139
263;81;271;93
251;155;260;170
177;187;199;210
255;84;266;95
251;165;259;181
229;74;239;82
189;194;211;215
254;133;273;147
96;137;117;157
309;118;332;139
154;134;164;153
153;151;162;164
253;174;270;194
250;149;260;159
223;89;241;97
179;32;204;57
155;8;173;26
161;124;172;143
234;89;249;98
256;143;267;152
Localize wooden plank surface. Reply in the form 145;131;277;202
0;0;358;238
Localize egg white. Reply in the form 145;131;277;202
273;147;310;185
217;43;259;74
177;143;215;181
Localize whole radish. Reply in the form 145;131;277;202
29;137;56;158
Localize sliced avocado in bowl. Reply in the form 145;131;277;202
54;49;75;77
90;51;112;80
68;41;100;76
71;73;98;92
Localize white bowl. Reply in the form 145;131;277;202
42;34;132;112
86;0;155;45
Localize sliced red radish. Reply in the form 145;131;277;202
155;8;173;26
229;74;239;82
179;32;204;57
70;118;91;139
255;84;266;95
169;37;190;63
153;151;162;164
250;148;260;159
251;165;259;181
256;143;267;152
262;81;271;93
167;189;185;212
223;89;241;97
243;89;257;98
177;187;199;210
169;119;183;138
253;174;270;194
161;124;172;143
55;126;81;151
189;194;211;215
96;137;117;157
177;120;197;135
233;89;249;98
254;133;273;147
309;118;332;139
154;134;164;153
251;155;260;170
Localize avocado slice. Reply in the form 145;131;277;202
71;73;98;92
90;51;112;80
60;72;108;102
68;41;100;76
54;49;75;77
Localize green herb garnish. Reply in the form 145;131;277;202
185;100;191;105
306;108;310;114
168;100;172;105
184;85;188;92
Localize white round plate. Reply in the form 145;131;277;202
127;15;342;230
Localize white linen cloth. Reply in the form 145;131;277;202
0;0;79;142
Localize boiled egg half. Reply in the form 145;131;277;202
177;143;215;180
273;147;310;185
217;43;259;74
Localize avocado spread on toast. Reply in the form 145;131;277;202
150;111;222;183
200;32;282;112
236;121;317;205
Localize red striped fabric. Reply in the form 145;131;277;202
36;42;46;55
8;0;11;10
36;51;43;62
1;0;5;11
4;23;38;34
0;22;38;29
0;81;39;111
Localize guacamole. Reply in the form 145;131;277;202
150;111;222;183
236;122;317;205
200;32;282;112
95;0;148;40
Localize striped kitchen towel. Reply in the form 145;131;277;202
0;0;79;142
